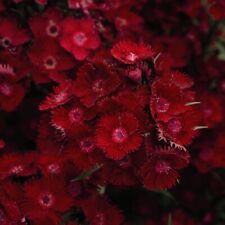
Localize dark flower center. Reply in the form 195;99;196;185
44;56;57;70
1;37;11;48
80;138;95;153
46;20;59;37
39;192;54;208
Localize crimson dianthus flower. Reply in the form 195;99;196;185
140;147;190;190
22;177;73;223
150;71;195;122
81;196;124;225
60;17;100;60
39;80;73;111
28;38;74;81
96;112;142;160
0;17;30;49
111;40;153;64
73;62;121;107
29;8;62;39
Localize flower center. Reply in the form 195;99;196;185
155;97;170;113
80;138;95;153
73;32;87;47
167;118;182;134
68;107;84;124
0;82;14;96
38;192;54;208
125;52;138;62
44;56;57;70
48;164;60;174
10;165;23;174
46;20;59;37
112;127;128;143
1;37;11;48
92;79;105;93
155;160;171;174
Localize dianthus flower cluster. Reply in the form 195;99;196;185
0;0;224;225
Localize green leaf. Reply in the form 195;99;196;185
167;214;173;225
71;164;103;182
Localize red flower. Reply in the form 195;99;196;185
73;62;121;107
51;100;87;132
139;147;190;190
0;51;31;111
37;114;64;154
81;196;124;225
28;38;74;76
150;71;195;122
37;153;66;177
200;93;223;128
111;41;153;64
39;80;73;111
60;17;100;60
157;108;202;148
29;8;62;39
65;126;103;170
96;112;142;160
0;152;37;180
22;177;73;222
0;17;30;49
208;0;225;20
0;190;22;225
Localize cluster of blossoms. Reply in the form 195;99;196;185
0;0;224;225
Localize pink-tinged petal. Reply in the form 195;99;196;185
72;47;89;61
60;35;74;52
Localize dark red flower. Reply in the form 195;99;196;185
111;41;153;64
0;18;30;49
200;93;224;128
96;112;142;160
37;153;66;177
65;126;103;170
60;17;100;60
73;62;121;107
28;38;74;81
51;100;87;132
157;107;202;148
0;51;31;111
0;190;22;225
29;8;62;39
150;71;195;122
81;196;124;225
22;177;73;222
0;152;37;180
208;0;225;20
140;147;190;190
